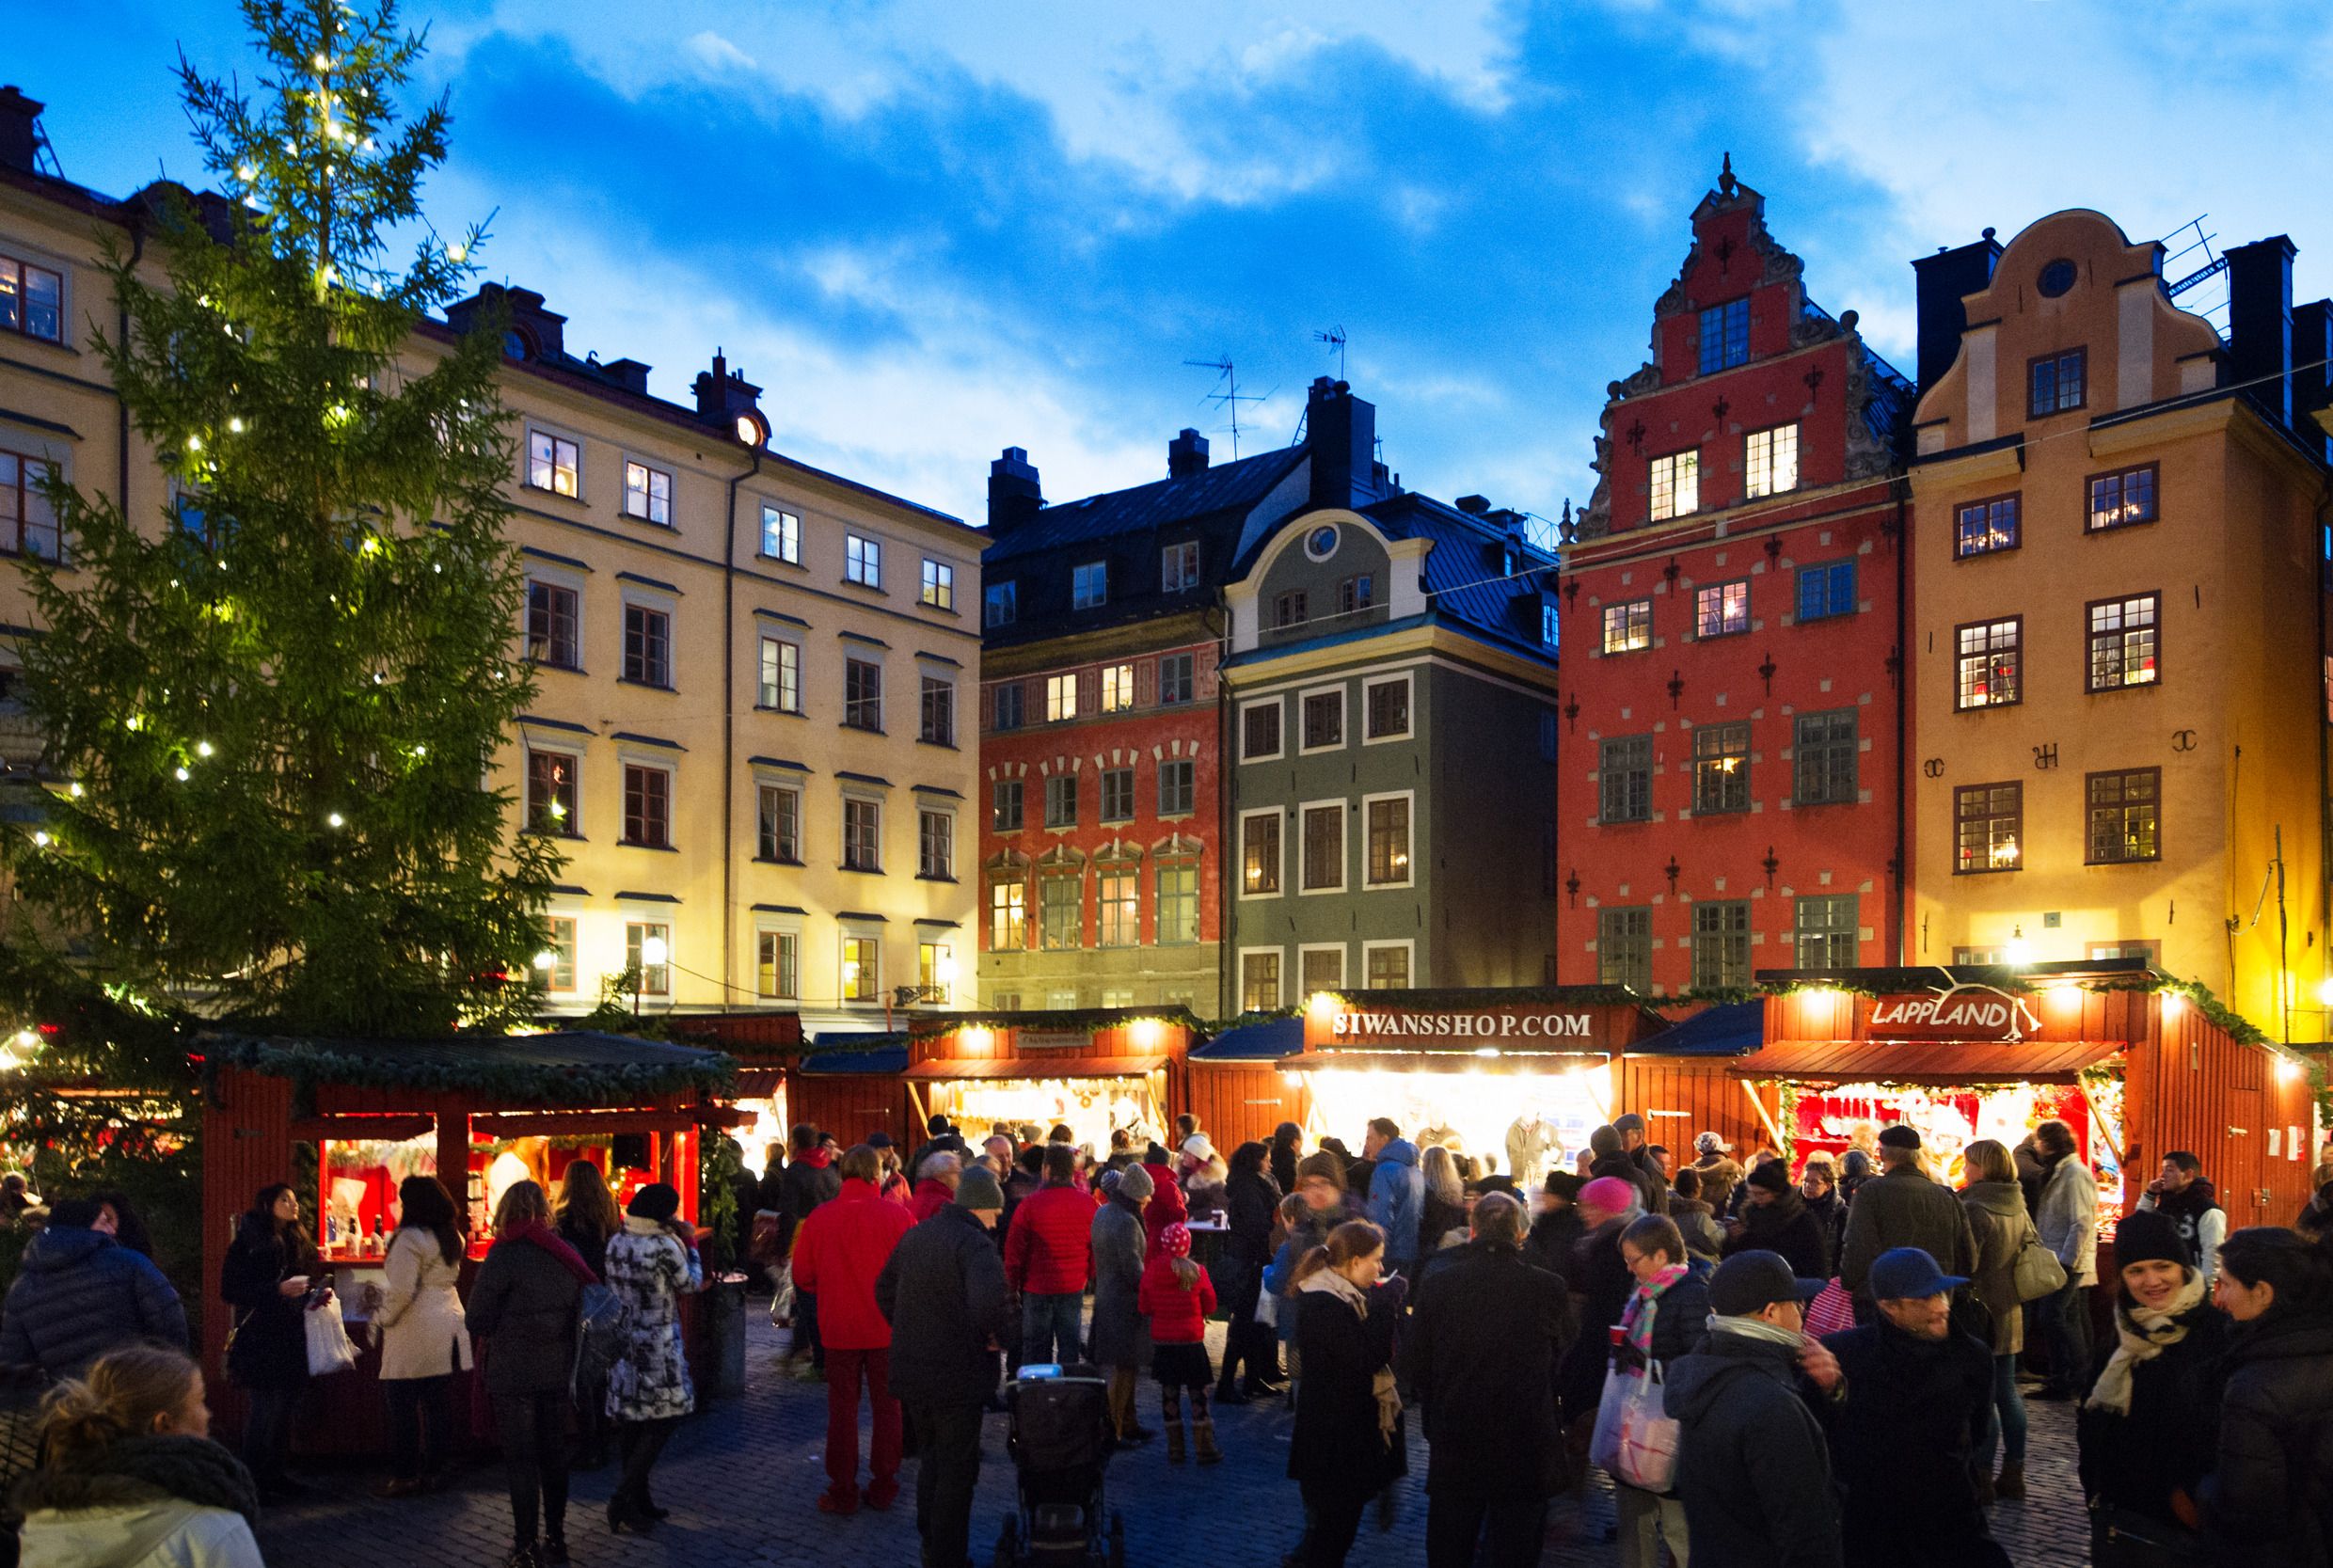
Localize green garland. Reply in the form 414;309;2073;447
200;1032;735;1106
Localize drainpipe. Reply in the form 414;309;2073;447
2317;471;2332;1015
1213;602;1234;1018
1893;483;1909;963
720;445;764;1006
119;214;145;515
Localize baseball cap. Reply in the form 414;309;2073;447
1708;1250;1826;1317
1868;1247;1969;1301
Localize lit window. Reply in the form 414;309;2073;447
525;751;578;836
1691;722;1750;815
918;942;953;1003
626;922;671;995
1097;865;1138;946
543;916;578;993
1242;812;1281;895
1955;619;2021;709
1796;561;1855;622
920;674;955;745
757;930;798;999
1365;944;1410;989
527;430;579;497
1954;783;2022;873
1955;496;2020;558
2088;466;2158;532
843;797;882;871
2087;769;2160;864
1650;451;1700;521
526;581;580;670
989;879;1027;950
1698;298;1750;374
1101;663;1135;712
0;255;65;342
1693;579;1749;638
756;783;801;863
841;936;880;1001
1602;599;1652;654
1241;950;1281;1010
2087;594;2160;691
1045;673;1078;722
757;637;800;712
1745;424;1800;499
1366;797;1410;886
1156;862;1198;944
760;504;800;562
622;765;671;848
1072;561;1107;609
846;533;881;588
843;657;882;731
921;559;955;610
2028;349;2087;417
1301;948;1344;992
622;460;673;525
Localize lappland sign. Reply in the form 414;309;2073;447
1331;1010;1595;1041
1865;983;2041;1043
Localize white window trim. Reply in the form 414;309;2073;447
541;907;584;995
1360;788;1416;890
838;928;884;1006
1296;684;1348;755
624;919;674;998
757;630;804;714
618;451;676;527
1360;672;1414;745
1238;806;1286;901
919;556;960;610
1239;695;1284;763
1238;945;1287;1009
1361;938;1417;990
1744;422;1801;499
524;420;586;499
753;914;804;1000
1297;942;1348;993
917;804;958;879
756;499;803;564
845;531;886;591
1296;797;1348;895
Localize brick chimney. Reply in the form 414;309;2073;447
1168;427;1210;479
1306;377;1378;511
692;350;763;430
2226;236;2296;429
1911;229;2002;393
0;87;44;175
989;447;1042;531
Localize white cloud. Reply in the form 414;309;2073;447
681;30;756;74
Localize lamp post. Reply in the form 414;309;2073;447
637;933;669;1018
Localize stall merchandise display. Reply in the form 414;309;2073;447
921;1077;1150;1154
1297;1066;1608;1179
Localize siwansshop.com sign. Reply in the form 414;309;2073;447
1331;1010;1595;1040
1865;985;2040;1043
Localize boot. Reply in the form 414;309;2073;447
1193;1418;1221;1465
1165;1419;1186;1465
1973;1470;1996;1507
1213;1373;1250;1407
1994;1463;2025;1500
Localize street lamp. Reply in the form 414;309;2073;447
637;934;669;1016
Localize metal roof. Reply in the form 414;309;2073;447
1190;1016;1303;1061
983;448;1308;565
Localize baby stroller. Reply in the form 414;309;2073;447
995;1363;1125;1568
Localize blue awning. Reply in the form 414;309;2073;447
1631;1001;1764;1057
800;1041;910;1075
1192;1016;1302;1061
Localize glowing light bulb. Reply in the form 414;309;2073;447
313;52;331;70
172;767;189;782
447;244;467;263
31;832;51;847
236;164;256;182
532;949;557;972
67;783;83;799
185;434;203;452
325;812;345;829
639;935;669;968
195;741;214;757
228;417;245;434
125;716;143;732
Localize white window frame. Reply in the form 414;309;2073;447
540;911;581;995
917;805;955;879
1361;673;1413;744
1238;807;1285;900
759;502;801;563
1238;946;1286;1011
1361;939;1415;990
1601;599;1652;655
1650;449;1699;521
1072;560;1107;610
625;919;672;996
1239;696;1284;763
1745;423;1800;499
1298;942;1347;994
920;558;956;610
1045;673;1079;723
1297;799;1347;895
1297;685;1347;755
754;920;801;1000
621;455;675;526
1162;540;1199;592
525;423;583;499
841;791;884;873
840;931;882;1005
758;633;801;713
1100;662;1135;713
1360;788;1415;889
846;532;883;589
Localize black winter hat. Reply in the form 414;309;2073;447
2113;1207;2192;1272
1745;1158;1792;1195
627;1182;681;1222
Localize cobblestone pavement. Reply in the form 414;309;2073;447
258;1312;2098;1567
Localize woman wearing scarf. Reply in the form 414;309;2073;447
15;1345;261;1568
1610;1214;1709;1568
1286;1220;1405;1568
2072;1208;2226;1565
468;1179;597;1568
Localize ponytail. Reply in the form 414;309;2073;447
1171;1256;1200;1291
1286;1219;1384;1294
38;1346;201;1471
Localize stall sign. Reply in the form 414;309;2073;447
1017;1029;1091;1052
1331;1008;1595;1041
1865;983;2041;1043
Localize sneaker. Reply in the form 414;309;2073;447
817;1485;860;1515
865;1478;900;1511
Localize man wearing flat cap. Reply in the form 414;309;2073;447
1838;1124;1976;1312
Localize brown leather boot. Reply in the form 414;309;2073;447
1994;1462;2025;1500
1193;1418;1222;1465
1165;1418;1186;1464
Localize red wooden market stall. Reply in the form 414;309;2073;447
198;1030;738;1456
903;1006;1201;1152
1185;1015;1307;1150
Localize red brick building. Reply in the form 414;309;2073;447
1556;161;1913;995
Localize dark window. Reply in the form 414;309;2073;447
1955;495;2020;558
843;798;881;871
1157;652;1195;705
2087;768;2160;863
1100;767;1135;823
1698;298;1751;374
622;460;673;525
0;255;65;342
1156;862;1198;944
1954;618;2022;709
1600;736;1652;823
984;580;1017;627
1691;722;1750;815
1301;804;1343;891
760;504;800;562
1365;678;1410;738
1796;560;1856;622
2038;259;2078;297
1302;690;1343;750
622;764;670;848
1338;575;1374;616
1162;541;1200;593
1794;895;1858;969
992;779;1024;832
525;751;578;836
843;657;882;731
2087;594;2160;691
1691;901;1750;990
1243;702;1281;760
918;810;953;879
1072;561;1107;610
1044;775;1078;829
1158;758;1195;816
1793;709;1858;806
526;581;580;669
757;784;801;862
1954;782;2022;873
992;683;1024;732
1273;590;1308;628
2087;465;2159;532
920;674;955;745
1040;870;1083;949
846;534;881;588
622;604;670;688
1598;907;1652;991
2028;349;2087;417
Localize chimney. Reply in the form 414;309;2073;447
1911;229;2002;393
692;349;764;428
598;357;653;397
2226;236;2296;429
0;87;44;175
1453;494;1491;515
1167;427;1210;479
1306;377;1377;511
989;447;1042;531
2293;299;2333;462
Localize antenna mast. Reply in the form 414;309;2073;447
1182;356;1264;459
1313;325;1347;382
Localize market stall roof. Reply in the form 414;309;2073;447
1192;1016;1302;1060
1728;1037;2119;1085
1280;1048;1606;1076
799;1042;912;1076
1750;957;2154;990
907;1005;1201;1036
1631;1001;1763;1057
903;1053;1167;1081
198;1030;735;1103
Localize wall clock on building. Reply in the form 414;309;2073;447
1305;524;1340;562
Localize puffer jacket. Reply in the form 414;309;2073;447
2202;1312;2333;1566
0;1226;188;1379
1365;1139;1424;1265
790;1178;916;1350
1135;1255;1215;1345
14;1434;261;1568
1002;1181;1093;1295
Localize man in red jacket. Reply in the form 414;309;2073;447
791;1143;917;1514
1004;1143;1093;1366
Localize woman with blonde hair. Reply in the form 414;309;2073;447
15;1344;262;1568
1418;1146;1468;1255
470;1179;596;1568
1959;1138;2032;1503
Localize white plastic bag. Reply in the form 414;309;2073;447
305;1297;359;1377
1589;1361;1679;1494
1253;1286;1278;1328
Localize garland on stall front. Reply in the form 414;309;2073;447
199;1031;735;1105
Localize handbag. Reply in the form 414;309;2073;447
1589;1360;1680;1494
2012;1217;2070;1303
304;1297;359;1376
573;1281;629;1394
1804;1277;1856;1338
1253;1286;1279;1328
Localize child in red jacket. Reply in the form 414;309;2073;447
1136;1221;1219;1465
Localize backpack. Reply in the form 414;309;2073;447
573;1281;629;1392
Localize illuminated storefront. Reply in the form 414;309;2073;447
906;1006;1202;1154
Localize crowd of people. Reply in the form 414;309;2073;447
7;1110;2333;1568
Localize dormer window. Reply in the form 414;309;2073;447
1698;298;1750;374
1072;561;1107;610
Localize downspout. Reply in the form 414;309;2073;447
2317;471;2332;1022
721;446;764;1006
1893;483;1910;962
119;214;145;515
1214;601;1234;1018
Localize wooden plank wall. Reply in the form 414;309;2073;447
200;1066;295;1437
788;1071;906;1147
1614;1057;1781;1162
1184;1063;1305;1150
2128;1006;2317;1228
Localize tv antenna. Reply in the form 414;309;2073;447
1183;356;1266;459
1313;325;1347;382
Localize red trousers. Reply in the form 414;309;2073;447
823;1345;902;1490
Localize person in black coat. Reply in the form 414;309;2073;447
875;1167;1013;1568
1214;1143;1283;1404
1402;1194;1567;1568
1609;1215;1711;1566
218;1183;324;1502
1722;1159;1831;1281
469;1180;594;1568
1821;1248;2005;1568
1287;1219;1405;1568
1527;1173;1585;1289
777;1124;842;1372
1555;1180;1639;1427
1270;1122;1304;1201
2199;1226;2333;1567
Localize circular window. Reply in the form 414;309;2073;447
1304;525;1340;562
2038;259;2077;298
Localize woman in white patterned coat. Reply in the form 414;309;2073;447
602;1182;702;1534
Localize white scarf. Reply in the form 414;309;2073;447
1707;1313;1808;1352
2084;1272;2208;1417
1297;1268;1402;1444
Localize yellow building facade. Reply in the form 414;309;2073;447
1908;209;2330;1034
0;93;981;1032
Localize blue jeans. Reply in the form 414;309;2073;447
1978;1352;2028;1470
1020;1291;1082;1367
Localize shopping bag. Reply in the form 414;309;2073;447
1253;1287;1279;1329
1804;1277;1856;1338
1589;1361;1679;1494
2011;1218;2069;1303
304;1298;359;1376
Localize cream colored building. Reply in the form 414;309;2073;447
0;89;980;1033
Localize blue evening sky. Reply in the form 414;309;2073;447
15;2;2332;531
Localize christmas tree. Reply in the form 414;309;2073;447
2;0;561;1050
